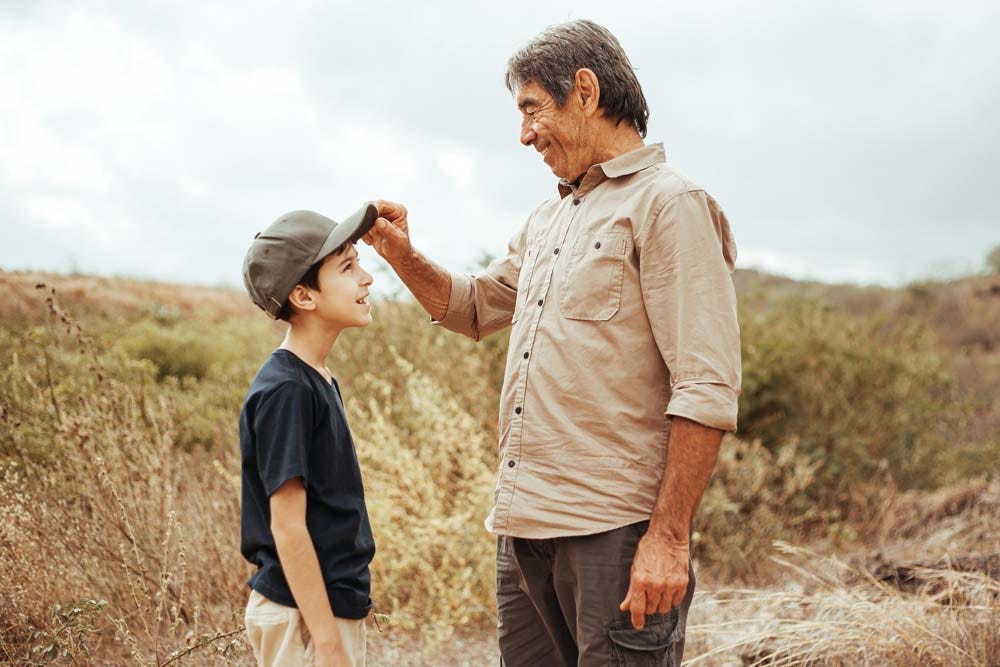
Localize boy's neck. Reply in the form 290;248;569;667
278;318;341;384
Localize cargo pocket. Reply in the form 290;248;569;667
608;609;682;667
512;241;542;324
559;233;628;321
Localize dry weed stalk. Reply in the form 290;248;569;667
0;287;248;664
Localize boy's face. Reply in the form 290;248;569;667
305;245;374;329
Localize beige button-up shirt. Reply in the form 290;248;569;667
437;143;741;539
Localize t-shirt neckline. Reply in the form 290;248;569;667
274;348;337;389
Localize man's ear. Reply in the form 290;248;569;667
574;68;601;117
286;284;317;313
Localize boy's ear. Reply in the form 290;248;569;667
286;284;317;313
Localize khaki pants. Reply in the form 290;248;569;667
244;589;366;667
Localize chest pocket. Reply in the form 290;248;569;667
559;233;629;321
512;241;543;324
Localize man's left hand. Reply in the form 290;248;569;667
619;532;690;629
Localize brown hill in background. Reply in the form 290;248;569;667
5;266;997;439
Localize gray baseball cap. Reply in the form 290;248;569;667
242;203;378;319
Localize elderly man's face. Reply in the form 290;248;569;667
517;81;590;182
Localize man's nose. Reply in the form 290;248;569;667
520;123;536;147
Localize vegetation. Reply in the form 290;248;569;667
0;266;997;665
987;244;1000;275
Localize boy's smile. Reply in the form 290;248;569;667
311;245;374;328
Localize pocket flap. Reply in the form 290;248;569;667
609;613;680;651
572;233;628;256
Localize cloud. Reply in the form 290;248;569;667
1;1;997;289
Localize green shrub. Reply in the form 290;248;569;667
739;300;965;494
115;320;215;381
696;437;824;579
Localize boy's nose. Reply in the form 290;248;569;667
360;268;374;287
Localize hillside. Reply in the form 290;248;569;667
5;267;998;432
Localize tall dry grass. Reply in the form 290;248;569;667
0;284;502;663
686;542;1000;666
0;290;249;665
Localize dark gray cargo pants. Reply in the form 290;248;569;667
497;521;696;667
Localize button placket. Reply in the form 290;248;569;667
493;196;584;530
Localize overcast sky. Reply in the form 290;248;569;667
2;1;998;292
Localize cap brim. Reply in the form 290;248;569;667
312;202;379;262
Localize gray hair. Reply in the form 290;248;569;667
505;20;650;138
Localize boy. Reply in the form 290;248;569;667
239;205;379;667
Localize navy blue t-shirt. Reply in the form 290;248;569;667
239;349;375;619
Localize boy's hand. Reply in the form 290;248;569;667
363;199;412;265
314;638;352;667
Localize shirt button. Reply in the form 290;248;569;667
573;199;580;205
507;460;516;468
515;406;522;415
537;299;543;306
594;241;601;250
553;248;559;255
523;352;529;359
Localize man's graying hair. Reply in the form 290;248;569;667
505;20;649;138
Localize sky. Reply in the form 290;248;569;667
1;0;998;292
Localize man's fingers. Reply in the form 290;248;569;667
671;583;686;610
629;589;646;629
373;199;407;221
645;590;662;615
619;589;631;612
376;217;408;240
655;591;672;614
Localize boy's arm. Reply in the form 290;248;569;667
270;478;350;666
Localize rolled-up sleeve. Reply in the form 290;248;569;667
637;190;742;432
434;218;529;341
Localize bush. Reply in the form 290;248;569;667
738;300;965;495
695;437;825;580
987;244;1000;275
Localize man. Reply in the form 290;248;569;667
365;19;740;667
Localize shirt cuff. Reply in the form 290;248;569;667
665;379;739;432
431;271;477;337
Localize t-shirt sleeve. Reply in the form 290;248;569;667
252;381;315;496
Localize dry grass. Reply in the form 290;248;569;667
0;280;501;663
686;542;1000;666
0;290;250;665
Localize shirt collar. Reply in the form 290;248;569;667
557;143;666;198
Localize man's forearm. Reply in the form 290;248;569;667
391;249;452;321
648;416;723;542
273;525;342;652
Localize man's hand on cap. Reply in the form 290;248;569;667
363;199;412;265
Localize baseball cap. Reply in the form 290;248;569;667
242;203;378;319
